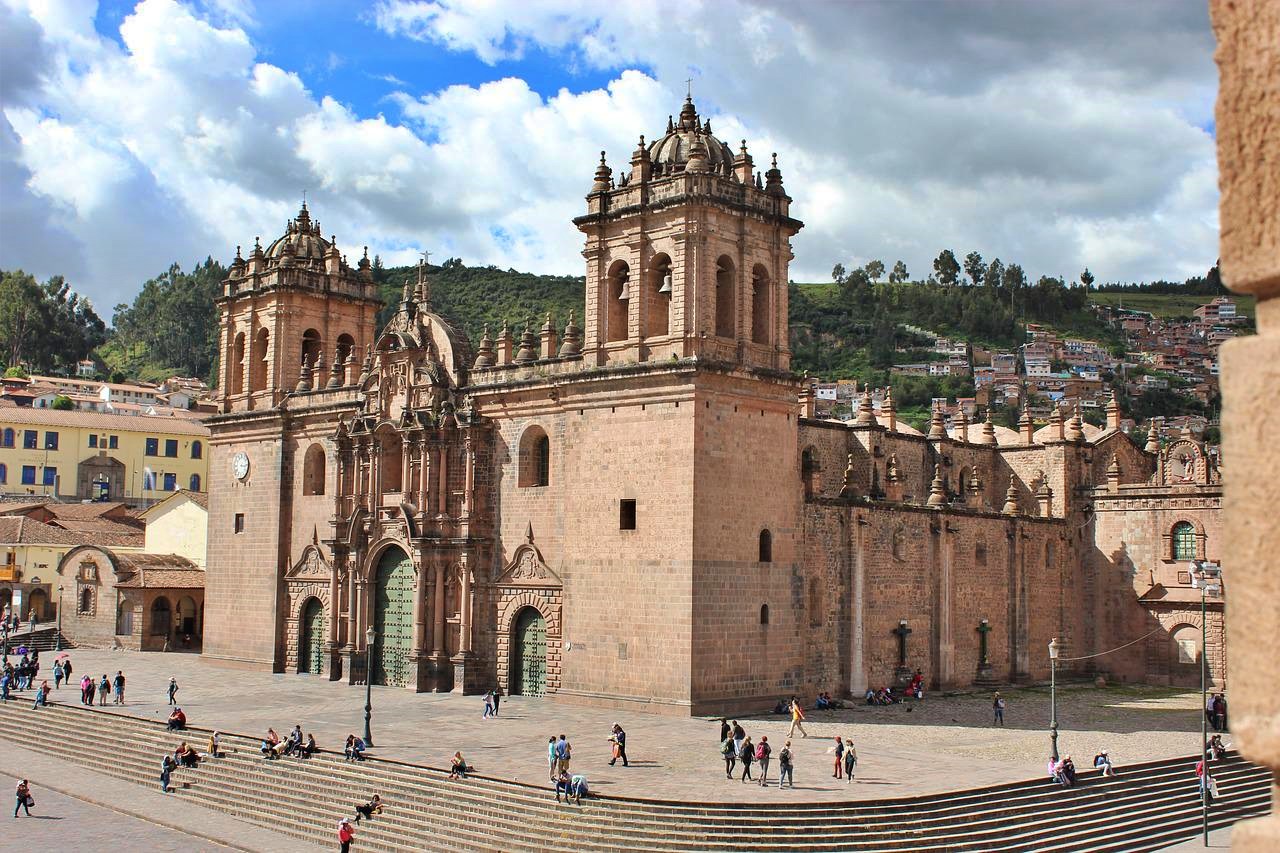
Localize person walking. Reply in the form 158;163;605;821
719;718;730;744
608;724;628;767
338;817;355;853
160;755;174;793
778;741;795;789
491;686;501;717
720;732;737;779
554;735;571;776
756;736;772;787
14;780;31;817
832;735;845;779
843;740;858;783
83;674;94;706
31;680;48;709
482;690;494;720
739;736;755;782
52;660;63;690
787;697;809;739
98;674;110;706
113;670;126;705
167;677;179;706
993;693;1006;726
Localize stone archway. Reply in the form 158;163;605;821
371;546;414;687
510;606;548;696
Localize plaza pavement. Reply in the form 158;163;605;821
13;648;1210;805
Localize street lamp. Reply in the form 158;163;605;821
363;626;376;748
1048;637;1061;763
55;585;63;651
1191;561;1223;847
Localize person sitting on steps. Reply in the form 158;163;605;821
449;752;470;780
353;793;382;823
166;707;186;731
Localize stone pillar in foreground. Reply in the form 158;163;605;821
1210;1;1280;848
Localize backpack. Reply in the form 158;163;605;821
755;741;771;760
779;748;792;767
720;739;733;756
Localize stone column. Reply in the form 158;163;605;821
432;564;445;659
436;447;449;518
1212;1;1280;846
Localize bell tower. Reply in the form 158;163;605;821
573;95;803;370
216;202;383;413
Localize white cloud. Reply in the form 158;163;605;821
0;0;1220;317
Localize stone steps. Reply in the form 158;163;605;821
0;700;1268;852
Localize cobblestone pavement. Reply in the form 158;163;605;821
10;649;1212;804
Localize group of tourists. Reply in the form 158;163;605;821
78;670;126;706
343;734;367;762
1048;754;1079;787
160;733;224;793
481;687;502;719
261;725;317;760
337;794;383;853
1205;693;1229;732
1;655;44;703
718;718;795;788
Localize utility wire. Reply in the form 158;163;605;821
1057;626;1171;662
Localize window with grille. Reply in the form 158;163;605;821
1173;522;1197;560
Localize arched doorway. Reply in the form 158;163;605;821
27;588;48;621
299;598;325;675
177;596;199;647
150;596;171;641
372;547;414;687
116;601;133;637
511;607;547;696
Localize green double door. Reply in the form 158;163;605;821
512;608;547;696
372;548;414;687
299;599;325;675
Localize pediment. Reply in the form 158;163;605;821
496;531;561;588
287;544;329;580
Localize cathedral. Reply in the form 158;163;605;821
201;96;1224;714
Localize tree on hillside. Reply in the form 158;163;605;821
1080;267;1095;289
1002;263;1027;293
110;258;224;382
831;263;847;284
0;269;106;373
0;270;41;369
984;258;1004;289
889;260;909;284
933;250;960;286
963;251;985;287
864;259;885;283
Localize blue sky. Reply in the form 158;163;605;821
1;0;1220;312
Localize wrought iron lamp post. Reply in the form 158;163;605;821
1191;561;1222;847
55;585;63;651
1048;637;1060;763
364;626;376;748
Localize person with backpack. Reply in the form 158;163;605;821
720;733;737;779
755;735;772;787
98;674;110;706
738;736;755;782
778;741;795;789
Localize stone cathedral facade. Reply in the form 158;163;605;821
201;96;1224;714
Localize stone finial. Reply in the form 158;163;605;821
969;467;983;495
685;134;710;173
1036;480;1053;517
630;134;651;183
954;406;969;442
325;350;344;389
540;312;557;360
472;326;495;369
1047;405;1065;443
295;358;313;393
1019;403;1035;445
927;464;948;507
978;409;997;446
733;137;754;183
1001;475;1020;516
497;322;514;365
1144;419;1160;453
559;310;583;357
415;258;431;305
1106;453;1121;485
1106;389;1122;430
840;453;857;498
1066;405;1085;443
342;351;357;386
765;152;785;196
591;150;612;193
514;321;538;364
854;391;876;426
928;405;948;440
883;387;897;432
886;452;900;482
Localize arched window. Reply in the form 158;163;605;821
303;443;326;496
378;429;402;494
1;428;12;447
758;529;773;563
79;587;94;614
189;473;201;491
231;332;245;395
150;596;171;636
1173;624;1199;664
715;256;736;338
606;260;630;343
759;604;770;625
518;426;550;487
191;440;202;459
647;254;672;338
301;328;322;379
751;264;771;345
1173;521;1197;560
250;328;270;391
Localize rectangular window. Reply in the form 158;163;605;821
44;431;58;450
21;465;36;485
164;438;178;458
234;513;245;534
145;437;158;456
43;467;56;486
619;498;637;530
162;472;176;491
23;430;37;449
109;435;118;449
88;434;98;448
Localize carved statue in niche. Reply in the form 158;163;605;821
891;527;905;561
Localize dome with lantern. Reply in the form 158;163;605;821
646;95;737;176
263;201;334;269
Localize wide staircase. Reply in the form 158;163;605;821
4;625;67;653
0;701;1269;852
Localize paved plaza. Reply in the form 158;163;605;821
6;649;1213;805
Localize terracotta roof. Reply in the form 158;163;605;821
137;489;207;520
0;406;209;435
0;516;86;546
42;502;134;521
46;518;144;547
113;552;203;589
